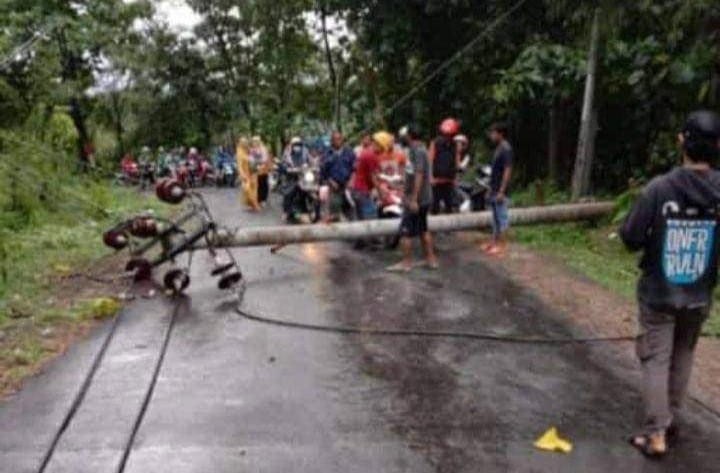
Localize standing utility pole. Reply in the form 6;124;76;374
571;8;600;200
318;1;341;131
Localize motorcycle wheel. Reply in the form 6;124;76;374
306;196;321;223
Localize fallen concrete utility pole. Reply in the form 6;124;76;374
208;202;614;249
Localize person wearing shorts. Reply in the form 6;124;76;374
387;124;438;272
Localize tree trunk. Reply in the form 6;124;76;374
571;8;600;200
548;99;560;185
68;96;90;170
111;92;125;159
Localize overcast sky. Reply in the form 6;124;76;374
154;0;201;32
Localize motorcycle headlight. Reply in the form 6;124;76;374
304;171;315;184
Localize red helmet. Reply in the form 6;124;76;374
439;118;459;136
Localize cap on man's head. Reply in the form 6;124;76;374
682;110;720;161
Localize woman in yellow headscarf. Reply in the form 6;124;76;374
236;137;260;211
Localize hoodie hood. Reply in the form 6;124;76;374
668;167;720;210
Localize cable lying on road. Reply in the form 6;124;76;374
236;306;720;421
36;292;185;473
235;307;638;344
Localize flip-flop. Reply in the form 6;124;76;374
414;260;440;270
628;433;667;458
386;263;412;273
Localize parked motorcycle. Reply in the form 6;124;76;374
457;164;492;212
376;172;404;248
137;161;155;190
215;159;237;187
118;155;139;185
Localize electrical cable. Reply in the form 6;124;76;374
115;298;184;473
235;307;637;345
235;307;720;421
115;246;197;472
36;279;133;473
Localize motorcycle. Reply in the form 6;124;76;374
215;159;237;187
376;172;404;248
137;161;155;190
284;165;321;223
119;157;139;185
457;164;492;212
155;156;176;180
178;157;213;188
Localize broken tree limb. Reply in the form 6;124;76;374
206;202;614;249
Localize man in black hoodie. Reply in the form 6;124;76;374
621;110;720;457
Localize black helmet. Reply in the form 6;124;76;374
682;110;720;162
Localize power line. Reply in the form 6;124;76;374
381;0;528;121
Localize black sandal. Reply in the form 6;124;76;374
628;432;667;458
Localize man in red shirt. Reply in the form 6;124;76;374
350;132;386;219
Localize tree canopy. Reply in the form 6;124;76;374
0;0;718;192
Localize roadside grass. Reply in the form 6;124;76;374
514;222;720;337
0;184;166;393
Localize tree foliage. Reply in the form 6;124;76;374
0;0;718;190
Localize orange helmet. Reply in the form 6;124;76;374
439;118;459;136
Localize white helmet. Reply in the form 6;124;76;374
290;137;302;145
453;134;469;144
189;147;198;155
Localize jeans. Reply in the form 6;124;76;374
353;192;377;220
491;197;510;237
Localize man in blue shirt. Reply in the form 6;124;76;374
320;131;355;222
484;122;513;257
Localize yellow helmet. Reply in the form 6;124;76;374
372;131;394;152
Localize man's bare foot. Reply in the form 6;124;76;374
485;245;506;257
481;242;494;252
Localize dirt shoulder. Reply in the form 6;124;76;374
0;256;126;398
470;236;720;415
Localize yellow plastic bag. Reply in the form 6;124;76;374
533;426;573;454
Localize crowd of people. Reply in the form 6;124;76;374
122;117;514;265
232;118;514;269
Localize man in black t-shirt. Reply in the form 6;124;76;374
484;122;513;257
621;110;720;457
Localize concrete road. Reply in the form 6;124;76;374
2;188;720;473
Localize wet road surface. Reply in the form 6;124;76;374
2;188;720;472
